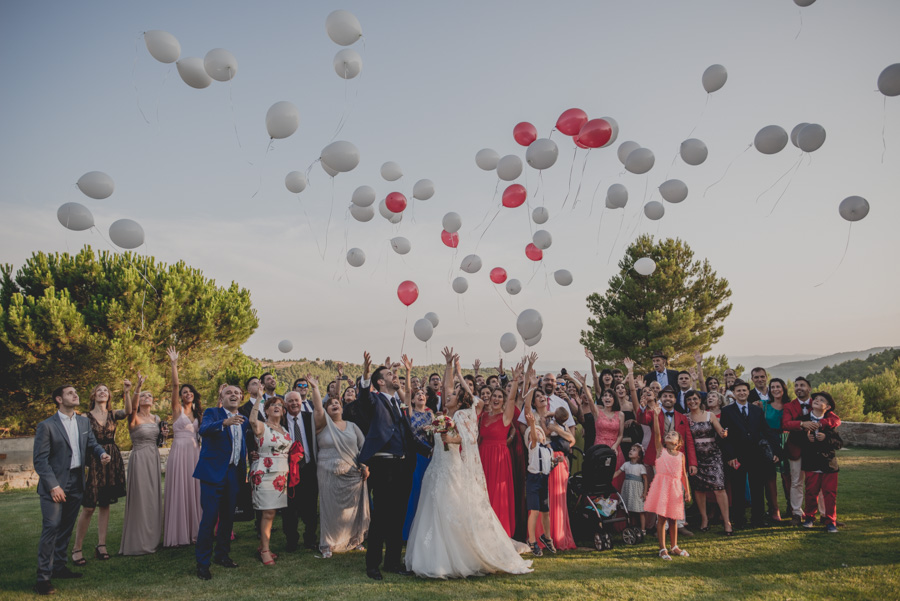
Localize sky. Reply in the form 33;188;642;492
1;0;899;369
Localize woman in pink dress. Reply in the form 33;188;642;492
588;389;626;491
163;348;202;547
478;365;523;538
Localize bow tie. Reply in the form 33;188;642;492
665;411;674;418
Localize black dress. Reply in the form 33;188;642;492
83;410;127;507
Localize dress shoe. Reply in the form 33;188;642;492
33;581;56;595
196;565;212;580
677;526;693;537
366;568;383;581
387;568;414;576
51;566;82;579
214;556;239;568
790;515;802;527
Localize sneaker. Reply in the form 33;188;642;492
539;534;557;554
802;518;815;528
825;524;839;533
530;542;543;557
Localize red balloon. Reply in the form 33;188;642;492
385;192;407;213
577;119;612;149
502;184;527;208
513;122;538;147
525;243;543;262
489;267;507;284
397;280;419;306
573;135;589;149
556;108;588;136
441;229;459;248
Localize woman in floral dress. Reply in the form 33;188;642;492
249;396;291;565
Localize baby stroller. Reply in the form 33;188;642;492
567;444;643;551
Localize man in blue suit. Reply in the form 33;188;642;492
194;384;249;580
357;352;430;581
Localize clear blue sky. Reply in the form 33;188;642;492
1;0;898;367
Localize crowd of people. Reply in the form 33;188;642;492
31;346;844;593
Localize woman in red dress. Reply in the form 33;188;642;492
478;369;521;538
589;388;626;490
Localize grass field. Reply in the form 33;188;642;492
1;448;898;601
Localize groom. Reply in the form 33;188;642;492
357;352;429;580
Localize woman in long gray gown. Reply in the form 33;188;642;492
309;377;370;558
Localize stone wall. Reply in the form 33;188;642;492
837;422;900;449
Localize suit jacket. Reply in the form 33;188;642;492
342;400;370;435
747;389;769;405
33;412;106;498
782;399;842;460
357;386;429;465
634;404;697;468
282;410;317;468
643;369;680;390
193;407;250;484
719;402;782;465
674;388;707;414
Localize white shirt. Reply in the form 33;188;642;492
524;426;552;475
225;410;242;465
798;399;811;415
755;388;769;402
288;412;311;463
249;397;266;420
57;410;81;469
735;400;750;417
518;393;575;429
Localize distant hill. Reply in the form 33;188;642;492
767;347;896;382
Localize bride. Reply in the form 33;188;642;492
405;347;533;579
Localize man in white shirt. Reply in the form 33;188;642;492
518;373;575;436
748;367;770;404
281;391;318;551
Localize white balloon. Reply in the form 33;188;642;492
378;198;395;219
109;219;145;249
322;161;339;177
351;185;376;207
625;148;655;174
349;203;375;222
644;201;665;221
176;57;212;89
794;0;816;6
788;125;808;150
524;332;542;347
278;339;293;353
525;138;559;170
424;312;440;328
390;236;411;255
333;48;362;79
346;247;366;267
475;148;500;171
838;196;869;222
659;179;688;204
57;202;94;231
878;63;900;97
600;117;619;148
265;101;300;139
413;318;434;342
797;123;826;153
607;183;628;209
285;171;308;193
325;9;363;46
496;155;523;181
532;229;552;250
553;269;573;286
634;257;657;276
702;64;728;93
617;141;640;165
321;140;360;172
754;125;789;155
452;276;469;294
500;333;517;353
460;254;482;274
413;179;435;200
381;161;403;181
532;206;550;224
505;279;522;295
77;171;114;200
388;211;402;224
442;212;462;233
204;48;238;82
516;309;543;340
680;138;708;165
144;30;180;64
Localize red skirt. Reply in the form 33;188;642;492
535;451;576;550
480;440;516;537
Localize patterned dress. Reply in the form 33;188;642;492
403;409;433;540
620;462;647;512
250;423;291;510
83;410;127;508
687;412;725;491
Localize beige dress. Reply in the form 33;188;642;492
119;419;163;555
316;415;369;553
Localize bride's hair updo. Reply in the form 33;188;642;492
456;385;474;409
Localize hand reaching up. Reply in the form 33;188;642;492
166;346;179;363
441;347;454;365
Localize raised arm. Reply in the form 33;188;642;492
503;360;524;426
573;371;599;419
623;357;639;406
308;375;326;433
651;401;663;458
128;373;146;428
693;351;706;393
248;389;265;437
122;378;133;417
400;354;414;411
440;347;455;401
585;347;601;395
167;347;182;420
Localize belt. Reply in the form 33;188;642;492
625;473;642;482
694;438;715;443
372;454;405;460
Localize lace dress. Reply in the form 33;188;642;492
83;410;127;508
687;412;725;492
405;406;533;579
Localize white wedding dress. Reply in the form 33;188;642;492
405;405;533;579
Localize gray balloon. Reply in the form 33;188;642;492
500;333;517;353
754;125;788;155
505;279;522;295
57;202;95;231
413;318;434;342
838;196;869;222
452;276;468;294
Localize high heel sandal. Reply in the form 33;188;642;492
71;549;86;566
257;546;278;560
259;549;275;566
95;544;110;560
723;523;734;536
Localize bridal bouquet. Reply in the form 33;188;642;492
425;412;456;451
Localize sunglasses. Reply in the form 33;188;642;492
294;383;308;388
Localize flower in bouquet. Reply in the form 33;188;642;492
424;411;457;451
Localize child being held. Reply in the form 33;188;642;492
800;391;843;533
523;412;561;557
547;407;572;456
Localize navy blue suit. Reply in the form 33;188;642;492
193;407;249;567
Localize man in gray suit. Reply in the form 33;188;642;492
33;384;110;595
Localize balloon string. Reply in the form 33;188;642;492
882;96;888;164
814;224;853;287
400;308;408;355
795;7;803;41
491;284;518;317
571;149;592;209
90;227;158;293
765;158;805;217
330;60;362;142
755;154;802;204
132;32;151;125
607;212;626;264
560;148;578;210
704;143;751;198
473;180;501;232
300;201;323;258
686;94;710;140
589;176;603;217
250;140;269;199
228;78;244;152
321;176;335;259
154;66;171;128
474;209;501;253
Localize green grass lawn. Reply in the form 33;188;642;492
1;448;898;600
